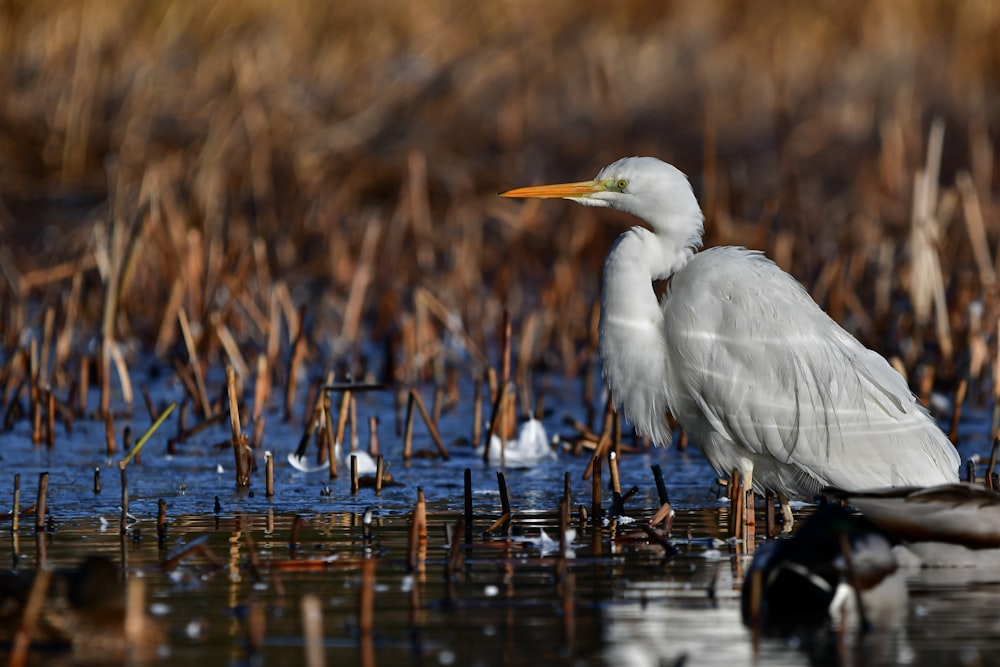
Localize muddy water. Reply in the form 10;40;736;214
1;367;1000;665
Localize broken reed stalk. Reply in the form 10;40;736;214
483;380;508;463
949;379;967;444
118;402;176;467
349;393;359;451
464;468;473;544
119;464;129;534
226;366;253;488
30;390;41;446
368;416;379;457
3;382;24;432
621;485;639;504
34;472;48;532
447;517;466;578
301;594;325;667
335;389;352;452
28;339;39;444
407;488;428;572
100;336;112;419
609;451;624;517
253;355;270;421
591;454;602;520
957;171;997;289
214;315;250;385
500;309;512;386
265;452;275;498
12;473;20;532
650;500;674;530
178;308;212;419
94;468;101;494
227;365;242;443
559;493;570;559
107;344;134;414
497;471;511;520
472;378;483;449
160;535;225;572
122;426;134;464
292;384;326;460
651;464;670;506
39;308;53;388
410;388;450;459
45;389;54;449
247;601;266;657
303;380;320;431
583;394;615;480
289;515;304;556
909;118;953;362
351;455;359;494
561;566;576;650
252;414;266;450
608;451;622;495
985;432;1000;490
124;574;145;660
141;385;159;423
359;558;375;637
235;434;253;488
324;421;338;480
375;455;385;494
486;367;498;413
498;389;511;464
157;498;167;541
284;314;308;422
9;567;52;667
403;390;416;462
105;411;116;458
431;385;443;426
78;355;90;415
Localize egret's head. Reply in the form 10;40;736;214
500;156;703;241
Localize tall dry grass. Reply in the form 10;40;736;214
0;0;997;398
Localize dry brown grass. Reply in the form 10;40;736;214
0;0;998;398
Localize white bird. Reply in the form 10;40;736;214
488;417;555;467
501;157;960;502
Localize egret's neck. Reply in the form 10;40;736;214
598;228;685;447
605;226;694;285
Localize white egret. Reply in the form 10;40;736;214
500;157;960;501
488;417;555;467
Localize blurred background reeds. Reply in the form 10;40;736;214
0;0;998;399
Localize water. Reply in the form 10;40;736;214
1;364;1000;665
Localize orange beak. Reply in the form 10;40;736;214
499;180;604;199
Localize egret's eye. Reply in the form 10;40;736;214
616;179;628;191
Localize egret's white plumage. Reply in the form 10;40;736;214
501;156;960;498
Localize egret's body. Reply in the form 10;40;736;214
501;157;960;499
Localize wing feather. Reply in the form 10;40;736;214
662;247;959;495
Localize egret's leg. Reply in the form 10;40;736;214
741;461;755;528
778;492;794;532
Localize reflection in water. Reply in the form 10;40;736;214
0;499;999;664
0;369;998;665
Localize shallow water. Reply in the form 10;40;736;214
1;365;999;666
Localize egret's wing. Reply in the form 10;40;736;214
663;248;959;492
